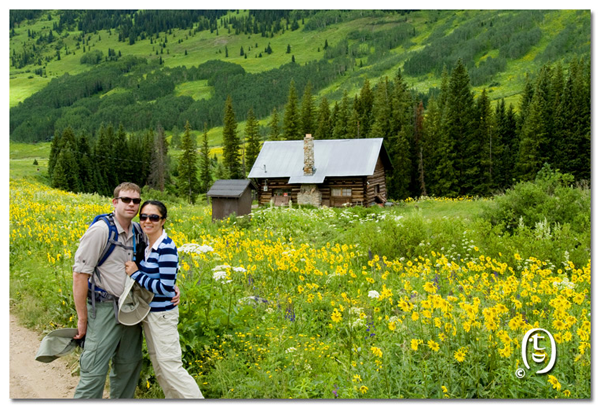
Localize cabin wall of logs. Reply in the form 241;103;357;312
257;158;388;208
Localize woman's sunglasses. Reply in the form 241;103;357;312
117;197;142;204
140;214;163;222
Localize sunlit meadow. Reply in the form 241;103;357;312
10;178;591;399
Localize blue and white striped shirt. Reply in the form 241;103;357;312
130;231;178;312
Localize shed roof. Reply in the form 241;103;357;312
248;138;390;184
206;179;254;198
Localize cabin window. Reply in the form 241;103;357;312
273;189;292;196
331;188;352;197
374;184;380;194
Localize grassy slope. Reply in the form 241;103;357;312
9;10;587;136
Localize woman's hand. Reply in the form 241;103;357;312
171;285;180;306
125;261;138;276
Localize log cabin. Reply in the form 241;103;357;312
248;134;392;207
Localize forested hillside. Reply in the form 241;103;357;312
9;9;591;201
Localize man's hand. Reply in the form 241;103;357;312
171;285;180;306
72;272;89;339
75;317;87;339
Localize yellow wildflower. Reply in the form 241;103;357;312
548;375;561;391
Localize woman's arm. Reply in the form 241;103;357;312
127;243;178;297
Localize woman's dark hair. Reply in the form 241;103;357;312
140;200;168;220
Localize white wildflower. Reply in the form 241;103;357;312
352;318;366;329
368;290;380;299
179;243;214;254
349;307;363;317
213;271;231;283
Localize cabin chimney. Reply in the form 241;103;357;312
303;134;315;176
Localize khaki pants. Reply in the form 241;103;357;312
143;308;204;399
74;301;143;399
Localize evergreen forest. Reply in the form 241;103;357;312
9;9;591;201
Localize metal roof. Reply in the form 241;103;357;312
206;179;253;198
248;138;388;184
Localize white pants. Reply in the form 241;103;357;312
142;308;204;399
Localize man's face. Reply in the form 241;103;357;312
112;189;141;222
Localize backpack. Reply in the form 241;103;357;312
87;213;146;319
90;213;145;268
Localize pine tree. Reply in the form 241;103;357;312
389;69;417;196
268;107;281;141
516;65;556;181
555;57;590;181
299;81;316;137
533;64;556;165
148;124;169;191
50;155;69;191
517;75;535;134
76;133;96;193
114;124;131;184
132;129;154;189
170;125;181;149
422;95;443;196
48;129;62;179
51;141;79;192
369;78;391;139
332;91;350;139
356;78;374;137
315;97;332;139
222;95;242;178
199;124;212;193
516;91;545;181
496;99;518;190
444;59;476;195
386;129;412;200
177;121;201;204
348;108;361;139
245;108;261;172
49;127;77;189
283;80;301;140
414;100;427;197
474;89;495;195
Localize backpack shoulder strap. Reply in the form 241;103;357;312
96;214;119;268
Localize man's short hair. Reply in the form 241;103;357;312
114;182;141;198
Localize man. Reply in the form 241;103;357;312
72;182;178;398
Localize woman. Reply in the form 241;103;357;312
124;200;203;399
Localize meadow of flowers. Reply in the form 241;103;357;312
10;178;591;399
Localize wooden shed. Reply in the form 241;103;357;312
206;179;256;221
248;135;392;207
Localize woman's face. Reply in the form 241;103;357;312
139;204;165;236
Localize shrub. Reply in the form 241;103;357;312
480;164;591;234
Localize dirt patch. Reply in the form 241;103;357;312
9;314;80;399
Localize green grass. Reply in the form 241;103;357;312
9;142;51;181
8;75;52;107
175;80;214;100
400;198;488;220
9;10;589;118
9;173;591;398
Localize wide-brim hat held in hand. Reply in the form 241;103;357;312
35;328;82;363
118;277;154;326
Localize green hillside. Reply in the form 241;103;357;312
9;9;590;204
9;10;590;142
